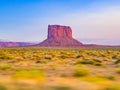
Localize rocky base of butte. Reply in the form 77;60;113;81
37;25;83;47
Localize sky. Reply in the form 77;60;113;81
0;0;120;45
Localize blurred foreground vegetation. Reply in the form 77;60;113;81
0;47;120;90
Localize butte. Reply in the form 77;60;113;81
37;25;83;47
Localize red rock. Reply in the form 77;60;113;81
48;25;72;39
38;25;83;47
0;42;33;47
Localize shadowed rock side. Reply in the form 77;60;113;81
38;25;83;47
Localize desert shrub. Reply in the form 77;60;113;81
114;59;120;64
76;60;103;66
36;59;49;64
0;64;11;70
0;85;7;90
14;68;24;71
112;55;117;59
76;55;81;58
44;55;52;60
78;60;94;64
0;52;14;60
93;62;103;66
12;69;45;82
93;59;102;63
0;55;13;60
50;85;72;90
116;68;120;74
101;76;115;80
80;76;110;85
104;83;120;90
73;67;88;77
59;53;71;59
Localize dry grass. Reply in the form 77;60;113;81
0;47;120;90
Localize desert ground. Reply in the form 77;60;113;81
0;47;120;90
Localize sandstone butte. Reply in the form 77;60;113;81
37;25;83;47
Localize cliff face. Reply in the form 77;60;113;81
48;25;72;39
38;25;83;47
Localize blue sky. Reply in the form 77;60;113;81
0;0;120;45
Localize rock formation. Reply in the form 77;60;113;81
38;25;83;47
0;42;34;47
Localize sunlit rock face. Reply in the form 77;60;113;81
38;25;83;47
47;25;72;39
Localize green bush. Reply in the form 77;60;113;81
78;60;94;64
0;85;7;90
80;76;110;85
74;67;88;77
104;84;120;90
76;55;81;58
12;69;45;82
115;59;120;64
0;53;14;60
94;62;103;66
116;68;120;74
0;64;11;70
76;60;102;66
101;76;115;80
